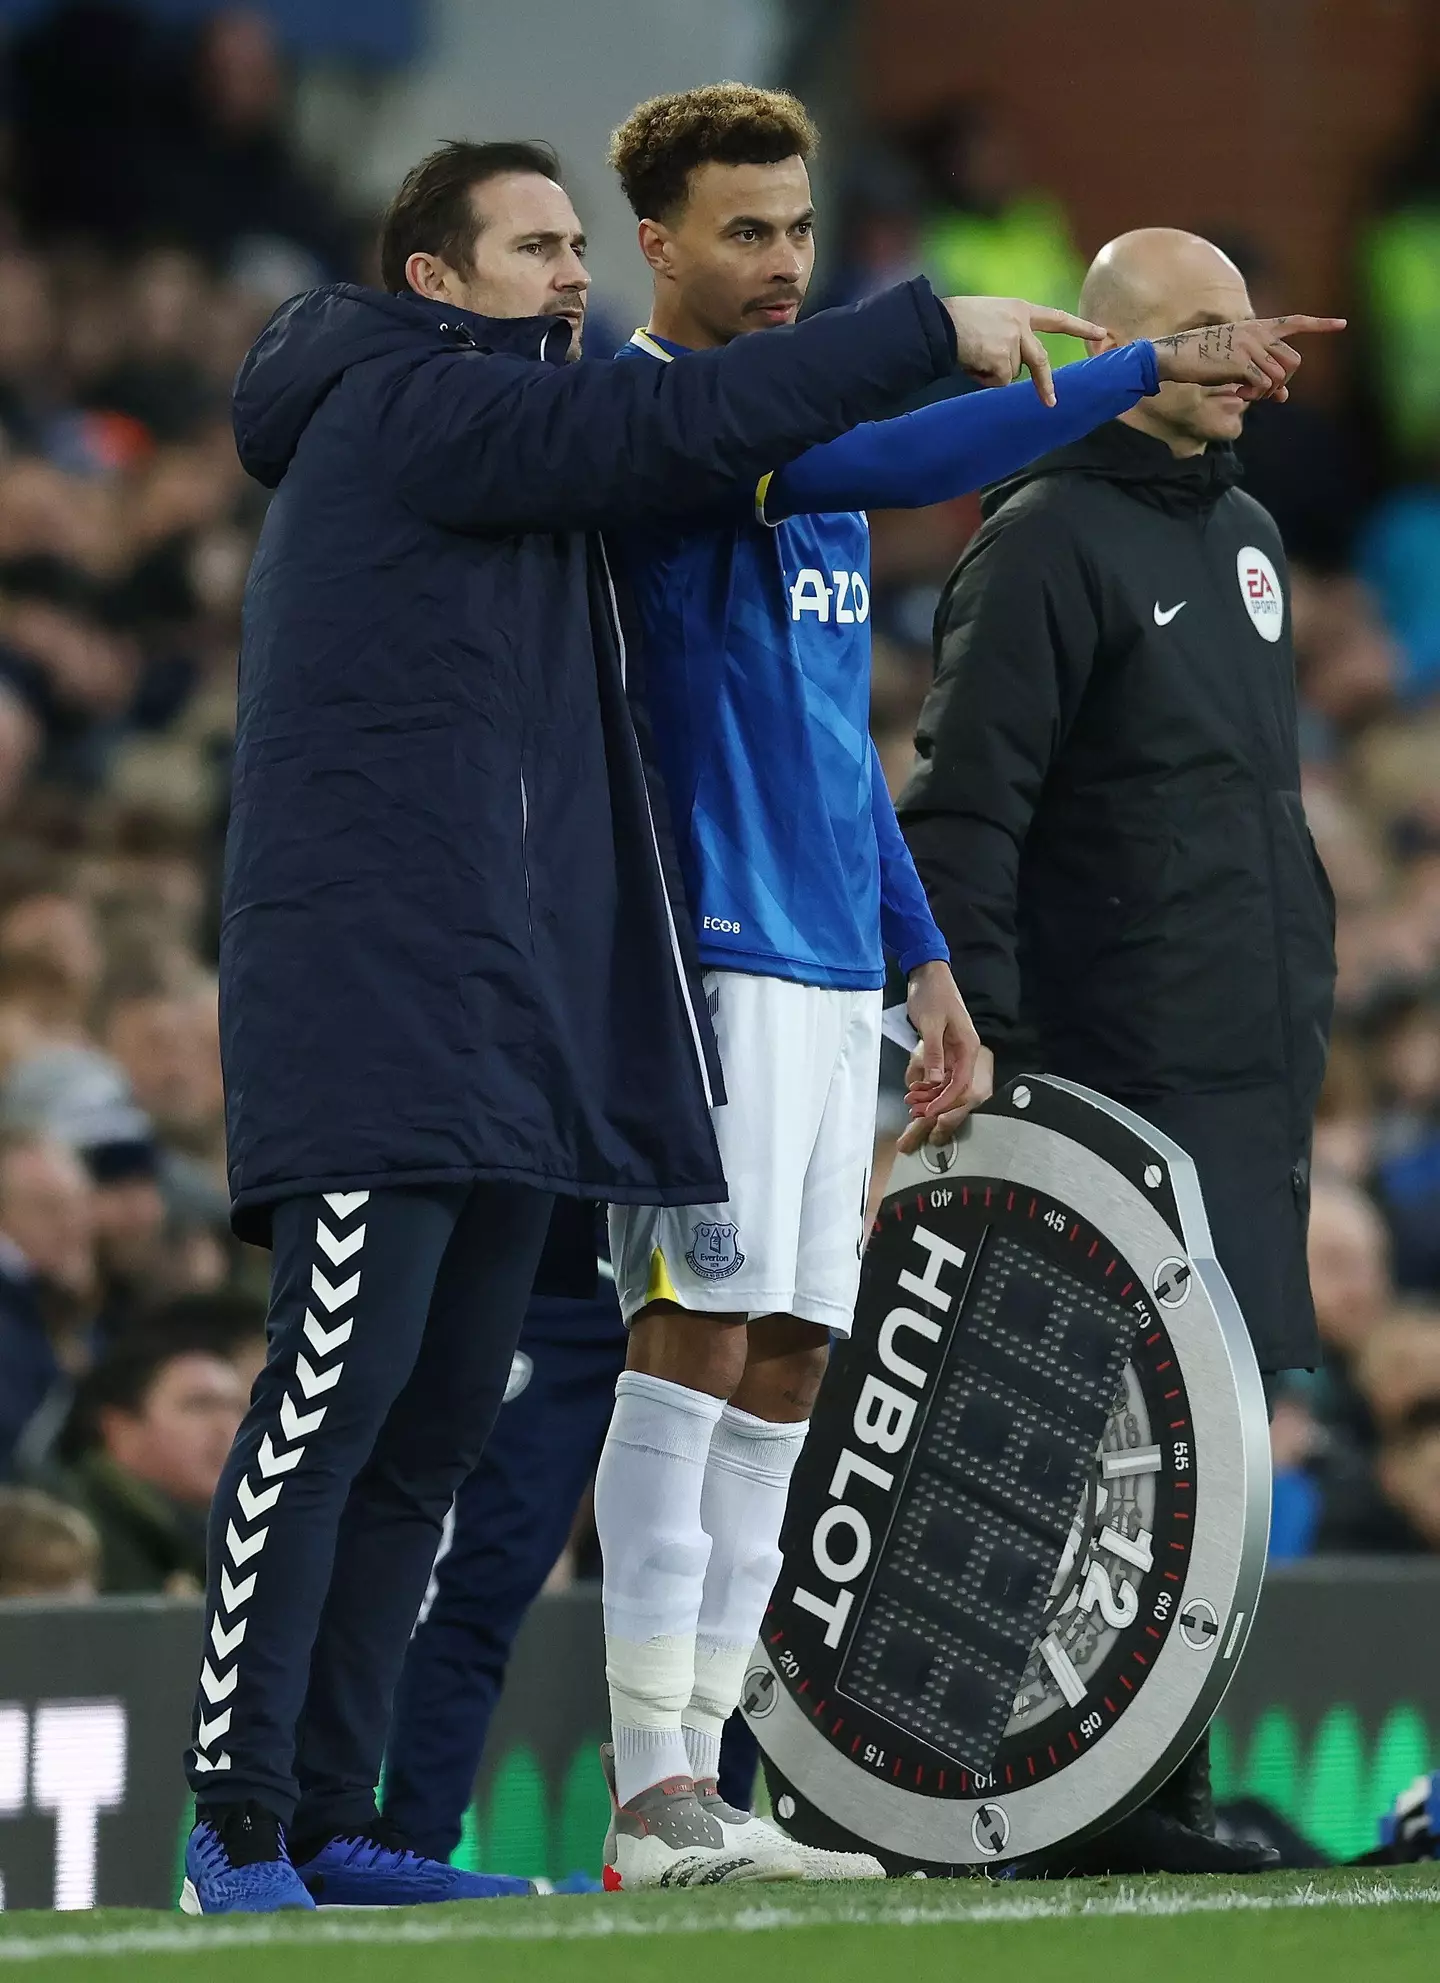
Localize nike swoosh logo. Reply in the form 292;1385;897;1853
1153;600;1187;627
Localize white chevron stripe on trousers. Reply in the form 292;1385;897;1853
191;1191;369;1775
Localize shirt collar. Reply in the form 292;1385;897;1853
629;327;688;362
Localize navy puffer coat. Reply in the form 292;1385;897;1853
222;280;955;1241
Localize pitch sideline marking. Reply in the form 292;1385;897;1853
0;1877;1436;1962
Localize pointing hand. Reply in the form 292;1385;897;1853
942;297;1107;407
1151;315;1347;402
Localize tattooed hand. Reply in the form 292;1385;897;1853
1152;315;1346;401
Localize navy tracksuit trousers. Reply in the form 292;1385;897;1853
381;1268;761;1861
186;1182;554;1835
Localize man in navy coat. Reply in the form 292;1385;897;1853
180;137;1039;1913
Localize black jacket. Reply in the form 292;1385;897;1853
899;421;1337;1370
224;280;957;1242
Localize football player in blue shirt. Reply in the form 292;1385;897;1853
592;83;1331;1888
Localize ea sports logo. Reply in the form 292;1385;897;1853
1237;546;1283;643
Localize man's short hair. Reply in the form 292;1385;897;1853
610;83;819;223
378;139;563;295
60;1341;181;1461
126;1291;268;1365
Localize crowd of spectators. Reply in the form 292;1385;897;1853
0;5;1435;1600
0;2;314;1600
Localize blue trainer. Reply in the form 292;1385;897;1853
547;1870;605;1894
180;1803;316;1914
293;1822;536;1905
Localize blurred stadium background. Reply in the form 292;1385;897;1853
0;0;1436;1912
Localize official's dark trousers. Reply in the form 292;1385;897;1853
186;1181;554;1836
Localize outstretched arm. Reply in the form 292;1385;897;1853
762;311;1347;520
761;343;1158;520
354;292;1114;535
367;282;957;534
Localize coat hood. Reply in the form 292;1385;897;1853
980;416;1245;521
231;283;574;488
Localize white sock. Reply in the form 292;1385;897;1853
594;1369;724;1807
683;1405;808;1792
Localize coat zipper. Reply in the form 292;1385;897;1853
595;538;715;1109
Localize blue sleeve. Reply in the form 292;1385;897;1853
763;342;1159;521
872;744;949;974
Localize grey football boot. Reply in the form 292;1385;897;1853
599;1745;799;1889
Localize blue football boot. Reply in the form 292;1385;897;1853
542;1870;606;1894
292;1818;536;1905
180;1802;316;1914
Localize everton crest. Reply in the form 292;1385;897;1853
687;1221;745;1281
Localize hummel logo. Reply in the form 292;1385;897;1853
1153;600;1187;626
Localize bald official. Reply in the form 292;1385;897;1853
899;231;1342;1873
1081;227;1249;332
1078;228;1306;447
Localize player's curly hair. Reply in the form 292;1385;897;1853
609;84;819;223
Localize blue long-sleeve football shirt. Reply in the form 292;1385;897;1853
611;331;1159;991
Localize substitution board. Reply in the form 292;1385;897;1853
745;1075;1271;1871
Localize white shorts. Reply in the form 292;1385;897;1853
610;971;883;1334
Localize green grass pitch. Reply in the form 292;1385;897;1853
0;1867;1436;1983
